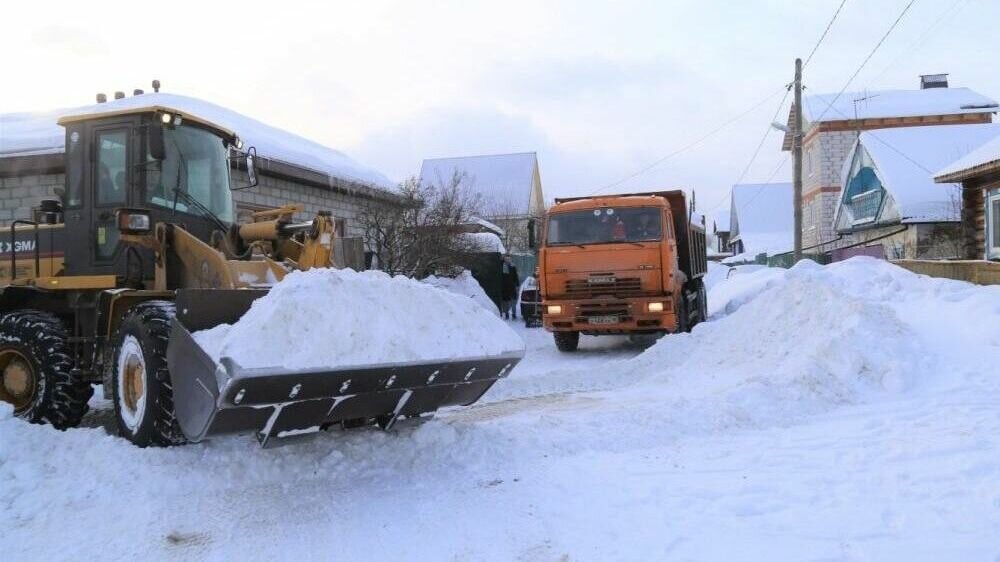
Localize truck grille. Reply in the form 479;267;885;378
564;276;643;299
575;302;632;323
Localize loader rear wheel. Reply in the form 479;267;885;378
112;301;186;447
0;310;92;428
553;331;579;352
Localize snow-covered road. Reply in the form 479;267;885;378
2;259;998;561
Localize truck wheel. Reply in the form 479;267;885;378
0;310;92;428
553;331;580;352
112;301;187;447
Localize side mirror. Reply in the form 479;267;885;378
231;146;259;190
246;146;258;187
527;218;536;250
149;121;166;160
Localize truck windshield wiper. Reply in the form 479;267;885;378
172;187;230;234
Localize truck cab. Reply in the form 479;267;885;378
538;190;707;351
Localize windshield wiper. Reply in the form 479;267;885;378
167;134;230;235
172;187;230;234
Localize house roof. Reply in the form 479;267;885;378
844;123;1000;224
729;182;793;255
934;133;1000;182
0;93;393;189
782;86;998;150
419;152;538;216
802;87;997;123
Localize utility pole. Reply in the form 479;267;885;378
792;57;803;262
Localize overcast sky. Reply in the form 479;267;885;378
3;0;998;219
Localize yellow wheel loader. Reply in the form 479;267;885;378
0;103;521;447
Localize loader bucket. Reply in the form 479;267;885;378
166;289;522;446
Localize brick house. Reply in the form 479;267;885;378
0;92;403;241
934;134;1000;260
781;75;997;253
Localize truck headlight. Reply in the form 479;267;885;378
116;208;152;234
647;302;664;312
547;305;563;315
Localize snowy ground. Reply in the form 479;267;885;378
2;258;999;561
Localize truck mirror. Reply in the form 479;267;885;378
232;146;259;190
149;122;166;160
527;219;536;249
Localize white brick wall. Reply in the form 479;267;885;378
0;173;65;222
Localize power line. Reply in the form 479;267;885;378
869;0;966;84
585;86;786;196
709;0;849;217
803;0;849;68
811;0;918;124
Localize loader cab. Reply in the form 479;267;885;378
58;108;254;277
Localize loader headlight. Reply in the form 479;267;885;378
546;305;563;315
116;208;152;234
647;302;664;312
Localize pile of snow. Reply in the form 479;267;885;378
194;268;522;369
622;258;1000;431
623;260;922;431
701;261;730;293
421;270;499;315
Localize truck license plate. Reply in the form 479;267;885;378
588;315;619;325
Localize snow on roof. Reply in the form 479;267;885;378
468;216;506;236
0;93;393;189
713;209;731;233
419;152;538;215
729;183;793;256
802;87;998;123
934;133;1000;180
850;123;1000;223
462;231;506;254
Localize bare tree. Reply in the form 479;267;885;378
358;172;486;277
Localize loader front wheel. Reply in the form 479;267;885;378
0;310;92;428
553;331;579;352
112;301;186;447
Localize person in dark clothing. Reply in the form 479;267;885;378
501;254;520;320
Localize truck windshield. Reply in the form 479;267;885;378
546;207;662;246
146;124;235;224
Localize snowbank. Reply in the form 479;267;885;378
626;258;1000;427
421;270;499;315
194;268;522;369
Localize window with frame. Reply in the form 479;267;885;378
841;146;884;225
988;189;1000;260
96;130;128;206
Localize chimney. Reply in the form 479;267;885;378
114;91;125;100
152;79;161;93
920;73;948;89
133;89;144;95
96;93;107;103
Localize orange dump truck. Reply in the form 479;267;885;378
538;190;708;351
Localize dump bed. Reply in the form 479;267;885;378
552;190;707;280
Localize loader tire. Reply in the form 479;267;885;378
553;331;579;352
111;301;187;447
0;310;92;428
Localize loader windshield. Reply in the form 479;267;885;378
146;124;235;224
546;207;663;246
